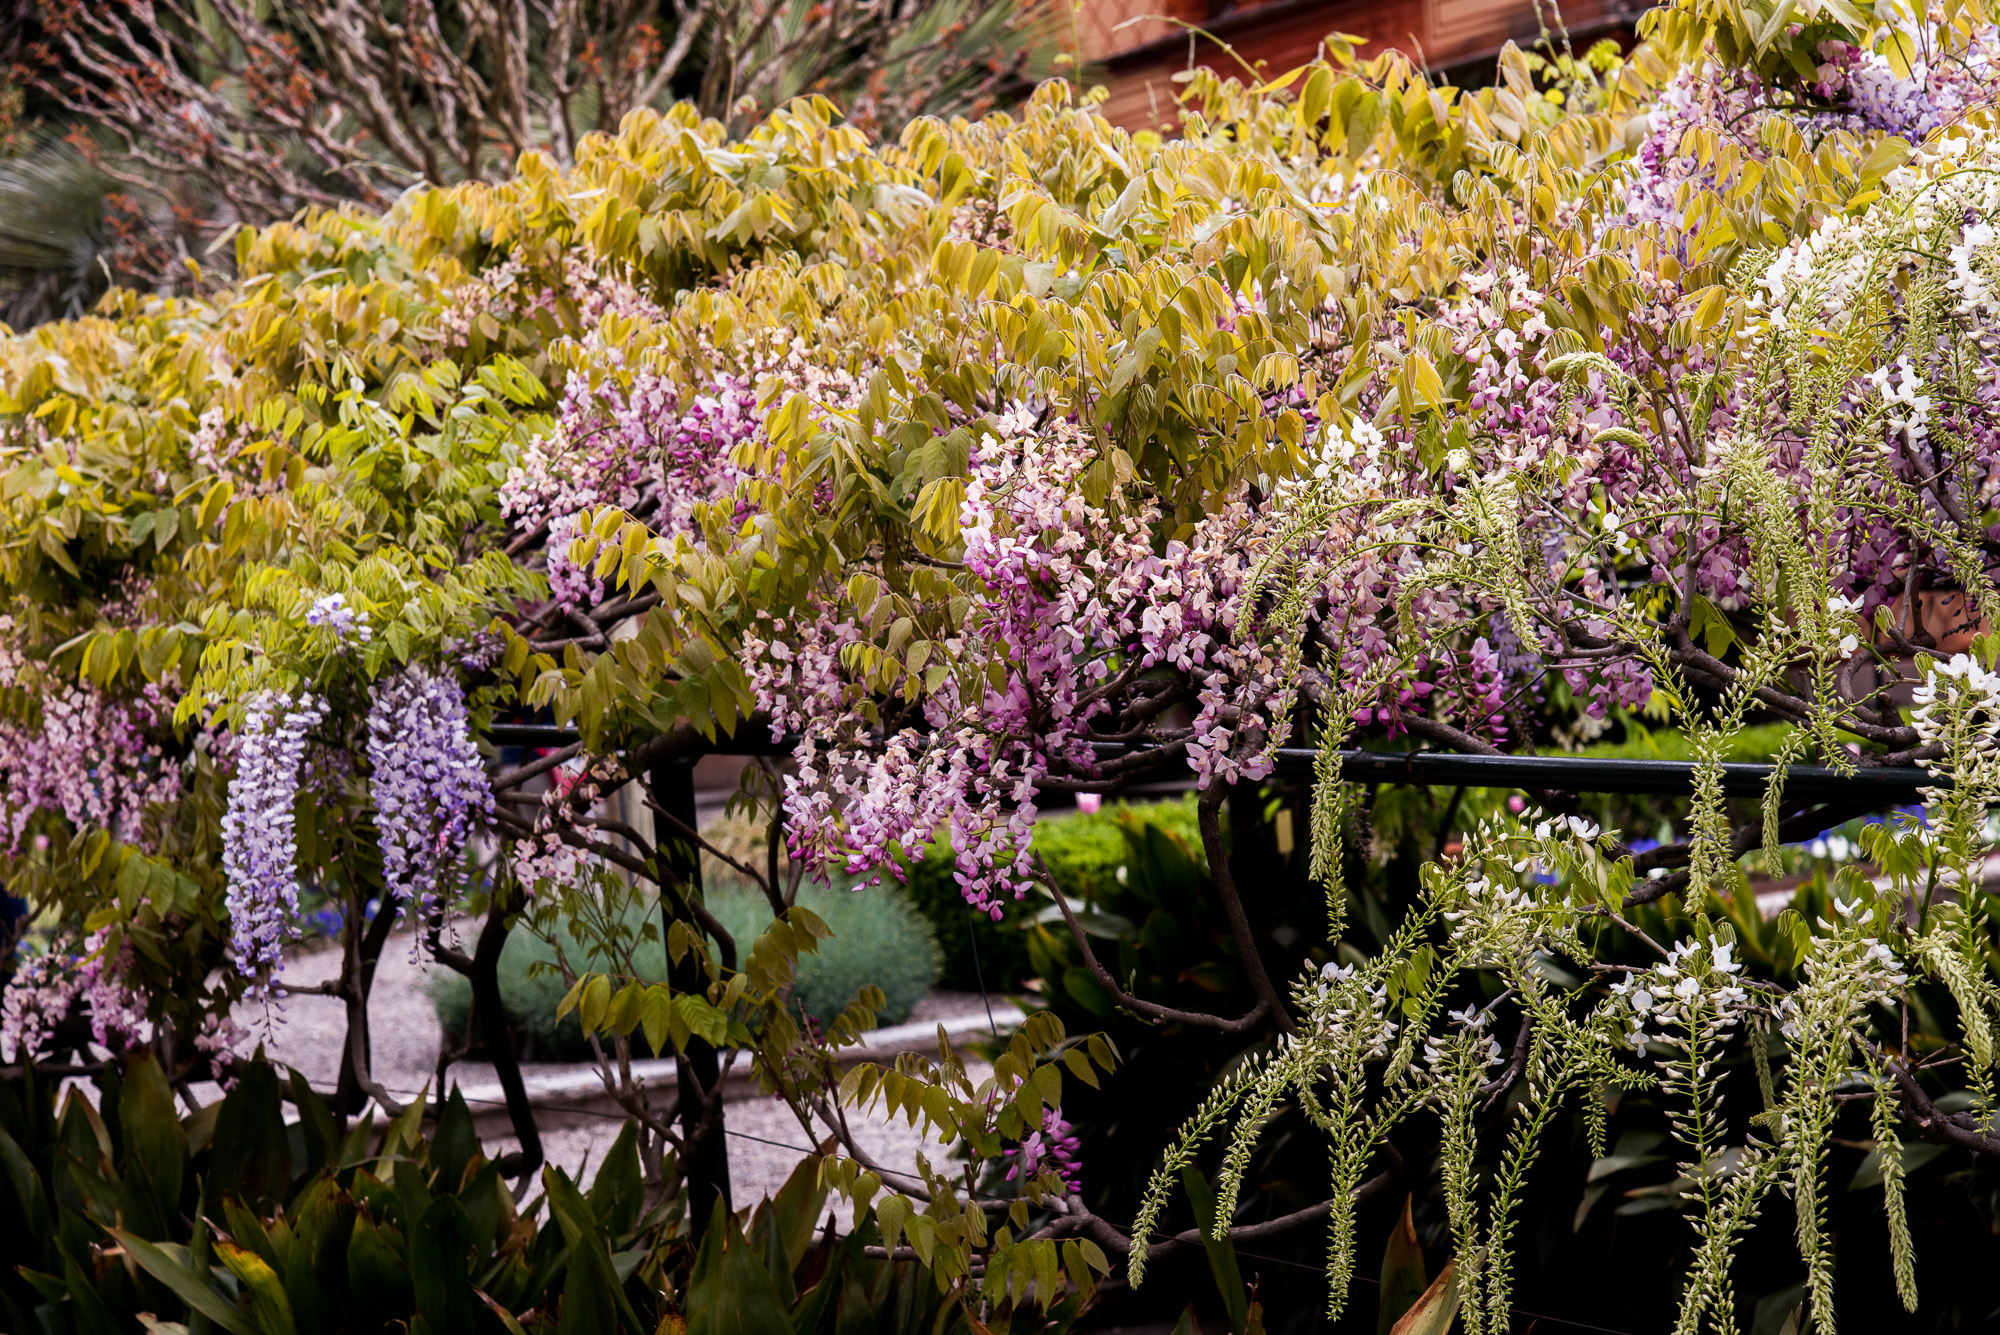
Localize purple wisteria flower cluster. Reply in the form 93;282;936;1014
1005;1106;1083;1194
365;665;493;934
306;592;371;643
747;408;1296;912
219;690;327;984
1622;31;2000;244
79;926;145;1048
1815;33;1999;136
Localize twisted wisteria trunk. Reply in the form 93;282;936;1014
331;885;400;1119
464;888;545;1179
650;756;732;1236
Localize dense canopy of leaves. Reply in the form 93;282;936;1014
9;0;2000;1326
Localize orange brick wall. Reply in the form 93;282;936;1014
1074;0;1215;61
1081;0;1638;132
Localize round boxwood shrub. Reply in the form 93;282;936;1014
430;883;940;1061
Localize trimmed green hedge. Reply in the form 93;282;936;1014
429;883;939;1060
900;795;1201;992
432;799;1202;1055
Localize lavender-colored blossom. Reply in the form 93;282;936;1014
366;666;493;937
306;592;371;643
220;691;327;984
0;922;141;1062
501;367;764;611
193;1011;251;1087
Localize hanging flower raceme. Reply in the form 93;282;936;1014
305;592;371;644
219;690;327;985
747;409;1297;912
0;616;181;853
79;927;146;1048
0;942;82;1062
0;926;144;1061
1304;961;1401;1057
509;754;623;894
1607;938;1752;1055
366;666;493;937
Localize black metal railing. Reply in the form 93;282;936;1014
486;725;1941;800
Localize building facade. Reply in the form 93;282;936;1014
1077;0;1644;130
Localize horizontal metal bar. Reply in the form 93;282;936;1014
486;724;795;756
1308;750;1940;801
484;725;1939;801
487;725;582;747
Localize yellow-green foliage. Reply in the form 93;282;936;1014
3;0;1990;1318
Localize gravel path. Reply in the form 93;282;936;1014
228;922;1007;1212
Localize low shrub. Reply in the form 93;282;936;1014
901;794;1201;992
431;883;939;1060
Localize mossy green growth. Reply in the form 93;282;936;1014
429;883;940;1060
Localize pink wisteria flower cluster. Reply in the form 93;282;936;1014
0;616;181;854
745;410;1296;910
0;928;148;1063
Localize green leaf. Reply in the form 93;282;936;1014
0;1120;55;1272
1848;1139;1945;1191
687;1199;794;1335
474;1287;532;1335
585;1120;644;1240
765;1148;829;1275
874;1194;911;1252
287;1070;340;1179
345;1211;415;1333
1301;65;1334;129
1882;28;1917;77
411;1195;477;1335
431;1087;478;1194
640;987;673;1058
217;1241;299;1335
62;1240;124;1335
1689;594;1736;658
577;974;612;1032
675;993;729;1048
207;1062;292;1209
1061;1047;1100;1089
285;1176;356;1335
544;1166;645;1335
118;1050;188;1240
1377;1195;1427;1335
114;1230;257;1335
1182;1165;1248;1335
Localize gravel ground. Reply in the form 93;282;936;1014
223;921;1007;1212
